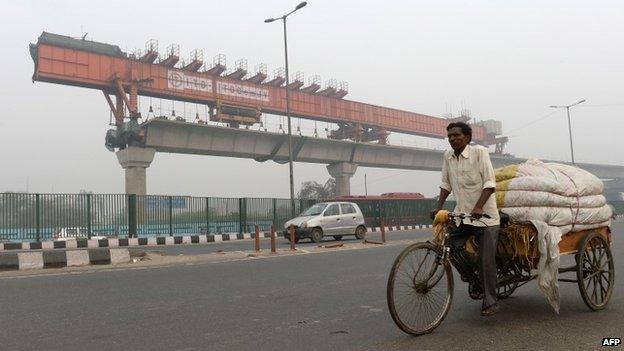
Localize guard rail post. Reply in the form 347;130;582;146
289;225;295;251
35;194;41;242
128;194;137;238
168;196;173;236
270;225;276;253
254;224;260;252
381;219;386;243
205;197;210;235
86;193;92;240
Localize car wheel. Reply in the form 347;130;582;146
333;235;343;241
310;228;323;243
355;226;366;240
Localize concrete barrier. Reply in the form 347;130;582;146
66;250;90;267
17;252;44;270
0;225;433;253
0;248;131;271
110;249;130;264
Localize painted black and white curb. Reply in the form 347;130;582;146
0;248;131;271
371;224;433;232
0;225;434;252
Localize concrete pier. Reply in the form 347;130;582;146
116;147;156;195
327;162;358;196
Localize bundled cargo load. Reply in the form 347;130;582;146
494;159;613;312
496;159;612;231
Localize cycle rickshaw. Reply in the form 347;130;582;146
386;212;615;335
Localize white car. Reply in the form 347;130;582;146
283;202;367;243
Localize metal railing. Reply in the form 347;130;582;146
1;192;621;242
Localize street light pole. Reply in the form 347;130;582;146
549;99;586;165
283;16;295;218
265;1;307;217
565;106;574;165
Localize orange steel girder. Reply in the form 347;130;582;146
30;34;500;148
103;73;154;124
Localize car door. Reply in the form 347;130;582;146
321;203;342;235
340;203;358;234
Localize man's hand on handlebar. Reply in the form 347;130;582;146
430;208;441;221
449;212;491;220
471;207;486;220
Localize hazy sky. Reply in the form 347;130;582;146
1;0;622;198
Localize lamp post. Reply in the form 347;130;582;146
549;99;586;165
265;1;307;217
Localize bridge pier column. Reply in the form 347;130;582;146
327;162;358;197
116;147;156;195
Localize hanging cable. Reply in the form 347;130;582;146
506;110;559;135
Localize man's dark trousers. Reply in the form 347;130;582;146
449;223;499;308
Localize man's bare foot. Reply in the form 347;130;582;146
481;304;499;317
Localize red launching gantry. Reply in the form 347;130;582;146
29;32;507;152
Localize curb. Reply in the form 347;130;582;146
370;224;433;232
0;225;433;252
0;248;131;271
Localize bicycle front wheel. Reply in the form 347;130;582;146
387;242;454;336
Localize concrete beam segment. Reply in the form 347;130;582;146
143;120;624;180
327;162;358;196
116;147;156;195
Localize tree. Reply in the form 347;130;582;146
297;179;337;200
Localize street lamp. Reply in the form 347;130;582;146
549;99;586;165
265;1;307;217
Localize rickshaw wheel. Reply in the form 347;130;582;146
576;231;614;311
496;266;520;299
387;242;453;336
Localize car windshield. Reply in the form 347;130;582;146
300;203;328;216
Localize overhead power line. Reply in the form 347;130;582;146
505;110;560;135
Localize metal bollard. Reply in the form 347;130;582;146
289;225;295;251
270;225;276;253
254;225;260;252
381;219;386;243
